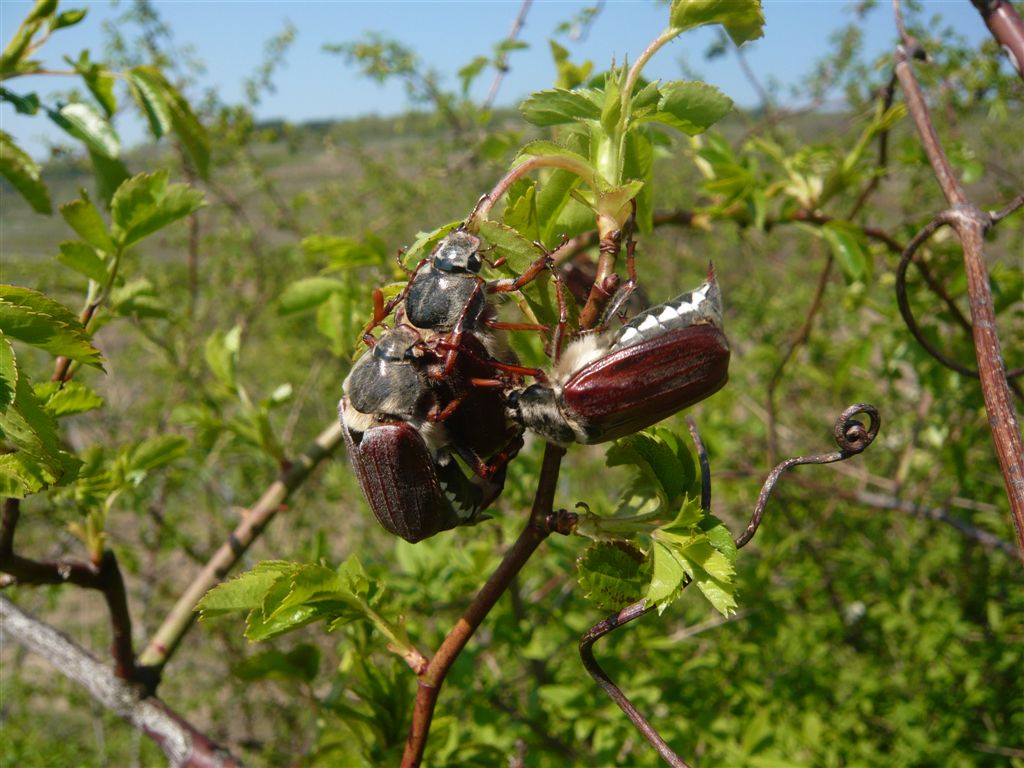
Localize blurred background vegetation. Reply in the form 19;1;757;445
1;1;1022;766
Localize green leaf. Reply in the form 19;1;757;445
127;66;209;177
623;131;654;233
0;363;80;493
0;285;102;367
1;1;56;77
820;221;867;282
57;241;107;283
537;168;583;245
520;88;601;127
0;333;17;410
33;380;104;417
233;645;320;683
110;170;205;248
205;325;241;391
600;67;623;134
639;81;733;135
277;276;346;315
502;180;540;243
669;0;765;46
47;102;120;158
51;8;87;31
60;193;114;252
678;536;737;616
196;561;298;618
126;66;173;139
88;148;131;207
606;431;690;511
647;539;688;612
67;51;115;116
475;220;541;274
1;88;41;115
127;435;189;474
0;131;52;214
577;541;650;611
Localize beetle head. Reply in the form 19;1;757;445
432;230;483;274
507;385;577;445
372;325;421;363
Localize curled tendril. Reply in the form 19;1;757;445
736;403;881;549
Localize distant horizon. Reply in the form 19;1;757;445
1;1;1000;160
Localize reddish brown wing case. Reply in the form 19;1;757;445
561;324;730;443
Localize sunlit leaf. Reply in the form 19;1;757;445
57;241;107;283
47;102;120;157
0;285;102;367
0;130;51;214
669;0;765;46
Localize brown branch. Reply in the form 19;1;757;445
892;17;1024;555
0;596;241;768
765;248;834;464
848;70;899;219
401;443;568;767
1;499;137;680
579;599;687;768
970;0;1024;81
136;420;344;682
482;0;533;111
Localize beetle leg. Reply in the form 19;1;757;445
484;319;548;332
453;431;524;481
486;252;553;294
432;339;547;382
427;392;467;423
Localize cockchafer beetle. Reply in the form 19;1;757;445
341;325;524;543
365;228;566;378
507;269;730;446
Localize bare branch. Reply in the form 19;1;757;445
0;596;242;768
892;11;1024;554
1;499;136;680
136;420;344;680
737;403;881;548
482;0;533;111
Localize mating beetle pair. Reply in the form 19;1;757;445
340;227;730;542
341;228;544;542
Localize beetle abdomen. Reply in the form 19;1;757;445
342;414;460;543
561;324;730;443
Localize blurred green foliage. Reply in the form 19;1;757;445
1;0;1022;766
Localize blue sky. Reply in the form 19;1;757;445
1;1;995;158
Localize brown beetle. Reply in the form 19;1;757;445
341;326;523;542
508;271;730;445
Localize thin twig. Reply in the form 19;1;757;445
579;600;686;768
482;0;533;111
737;403;881;548
0;596;241;768
136;420;344;683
